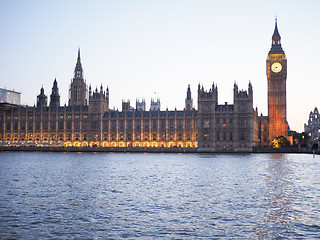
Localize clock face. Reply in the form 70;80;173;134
271;62;282;73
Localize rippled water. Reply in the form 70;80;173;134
0;152;320;239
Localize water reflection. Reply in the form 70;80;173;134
255;154;295;238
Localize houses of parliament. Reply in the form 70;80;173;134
0;20;289;152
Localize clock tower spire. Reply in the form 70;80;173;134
269;18;284;54
267;19;288;143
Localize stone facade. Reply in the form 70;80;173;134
0;104;198;149
197;82;259;152
0;51;198;148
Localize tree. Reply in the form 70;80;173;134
271;136;291;148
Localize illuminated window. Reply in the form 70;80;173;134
144;132;149;140
161;133;166;140
170;133;174;140
204;133;209;141
119;133;124;140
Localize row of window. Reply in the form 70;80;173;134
2;120;197;131
202;132;246;141
3;132;195;142
203;118;247;128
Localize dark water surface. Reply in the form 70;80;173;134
0;152;319;239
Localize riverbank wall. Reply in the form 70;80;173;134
0;146;317;154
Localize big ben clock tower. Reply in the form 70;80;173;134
267;19;288;142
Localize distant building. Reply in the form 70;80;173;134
304;107;320;148
0;88;21;105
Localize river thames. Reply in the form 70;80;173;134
0;152;319;239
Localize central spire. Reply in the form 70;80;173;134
74;48;83;79
69;48;88;106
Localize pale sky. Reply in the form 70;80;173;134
1;0;320;132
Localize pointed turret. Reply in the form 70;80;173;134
186;85;191;100
37;86;47;107
50;78;60;108
233;82;238;99
89;84;92;96
248;81;253;98
185;84;193;110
